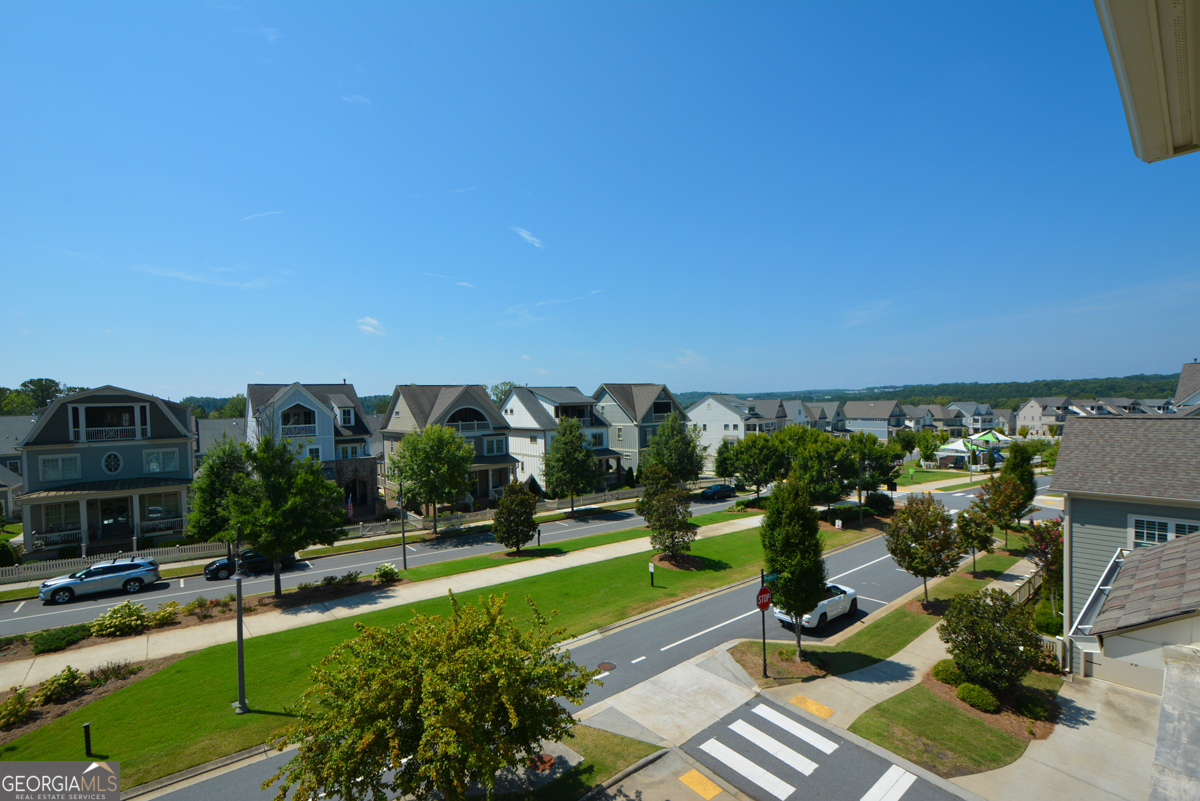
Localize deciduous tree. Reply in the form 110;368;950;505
543;416;597;513
1017;425;1031;439
214;393;247;419
847;432;902;524
713;440;737;484
1001;442;1038;510
761;471;826;658
939;588;1043;692
971;475;1033;549
266;593;595;801
642;411;706;485
917;430;938;464
955;507;994;574
227;435;345;597
892;429;918;457
1026;517;1064;614
488;381;518;408
636;464;697;559
885;493;962;603
733;432;786;500
777;427;847;510
492;481;538;554
187;433;250;547
389;424;475;536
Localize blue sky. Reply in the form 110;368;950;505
3;2;1197;400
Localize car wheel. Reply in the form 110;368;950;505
123;578;143;594
52;588;74;604
216;568;230;580
849;599;858;616
815;613;827;634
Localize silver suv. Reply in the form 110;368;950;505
39;557;162;604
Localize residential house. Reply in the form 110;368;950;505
916;405;966;436
1069;399;1121;417
1134;399;1175;415
900;405;933;431
592;384;688;474
842;400;905;441
379;385;516;507
246;382;378;516
1175;360;1200;411
0;465;22;522
0;415;35;520
948;401;998;434
686;395;789;468
1057;416;1200;698
500;386;620;488
193;418;245;470
1096;397;1137;415
1016;397;1075;436
809;401;847;433
785;401;827;431
994;408;1016;434
15;386;196;554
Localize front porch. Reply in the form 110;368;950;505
18;479;191;555
467;454;520;507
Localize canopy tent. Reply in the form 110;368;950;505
935;438;972;457
967;430;1013;445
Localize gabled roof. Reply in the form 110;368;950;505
248;383;374;438
0;415;36;454
916;404;964;421
901;404;925;417
0;464;22;489
811;401;844;418
386;385;508;431
510;387;560;430
782;400;821;421
594;383;680;423
196;419;245;454
527;386;595;406
23;386;193;446
1052;417;1200;503
1028;396;1070;409
1091;536;1200;636
1176;363;1200;407
843;400;901;419
1098;397;1133;407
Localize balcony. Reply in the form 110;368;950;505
282;425;317;437
85;426;146;441
652;414;666;423
448;420;491;433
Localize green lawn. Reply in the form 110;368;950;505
1;523;21;542
848;684;1027;777
0;527;763;788
895;469;968;487
931;478;990;492
687;510;760;528
497;726;660;801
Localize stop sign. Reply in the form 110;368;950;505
756;586;773;611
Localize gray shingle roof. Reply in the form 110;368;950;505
843;400;900;419
248;383;374;438
0;464;22;489
511;387;560;430
1091;535;1200;636
392;385;507;431
812;401;843;418
594;384;675;422
196;419;245;454
0;415;36;455
1052;417;1200;503
1177;363;1200;406
527;386;594;406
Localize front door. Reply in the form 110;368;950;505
101;499;130;537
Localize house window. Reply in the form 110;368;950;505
102;452;122;475
702;424;707;431
339;445;359;459
44;502;81;532
7;460;20;475
40;455;80;482
724;424;730;431
145;493;181;519
144;450;178;473
394;410;400;417
341;409;353;426
282;409;316;426
485;439;506;455
748;406;756;413
308;447;321;461
1130;515;1200;548
590;433;603;448
617;428;623;441
733;424;738;431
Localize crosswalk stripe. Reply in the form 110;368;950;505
729;720;818;776
699;739;795;800
861;764;917;801
752;704;838;754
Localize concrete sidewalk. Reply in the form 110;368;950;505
0;515;764;689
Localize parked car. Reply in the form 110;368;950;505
771;583;858;633
204;550;298;579
39;557;161;604
700;484;737;500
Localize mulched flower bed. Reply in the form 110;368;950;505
921;670;1058;741
650;553;707;571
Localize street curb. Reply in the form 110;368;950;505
120;742;293;800
579;748;669;801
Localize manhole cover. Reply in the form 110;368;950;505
598;662;616;671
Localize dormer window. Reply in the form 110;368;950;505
341;409;353;426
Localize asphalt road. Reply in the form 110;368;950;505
0;497;743;638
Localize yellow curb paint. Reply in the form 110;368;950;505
679;769;723;799
791;693;834;719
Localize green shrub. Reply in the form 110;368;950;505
1014;693;1055;721
865;491;895;515
932;659;967;686
956;682;1000;713
0;634;27;650
335;570;361;588
148;601;180;628
0;541;21;567
34;666;87;705
296;582;315;591
374;563;401;583
90;600;149;638
87;660;142;688
220;593;236;605
56;545;80;560
321;575;337;587
182;597;209;617
31;624;92;654
0;687;31;729
940;588;1043;692
241;604;255;614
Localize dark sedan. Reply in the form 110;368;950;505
700;484;737;500
204;550;298;580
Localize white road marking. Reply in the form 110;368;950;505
729;719;818;776
699;739;794;800
751;704;838;754
406;545;417;552
594;672;609;680
631;656;646;664
953;493;966;497
12;602;24;614
858;596;888;605
557;522;571;527
861;764;916;801
829;554;893;581
660;610;758;651
179;579;185;588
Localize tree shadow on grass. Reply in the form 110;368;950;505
500;547;567;559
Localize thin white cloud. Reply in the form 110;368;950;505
341;95;371;105
254;371;265;376
522;355;531;360
510;227;544;249
531;367;550;375
437;335;447;341
104;329;116;334
456;282;475;288
140;265;282;290
452;187;476;193
841;298;896;328
496;306;548;328
242;210;283;221
18;328;31;334
260;28;282;42
651;349;709;370
424;273;478;289
535;296;582;307
357;316;385;336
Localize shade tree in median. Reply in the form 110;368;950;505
491;480;538;554
761;469;827;660
776;426;850;510
636;464;698;560
388;423;476;536
970;474;1033;549
885;492;962;603
266;592;596;801
543;416;598;513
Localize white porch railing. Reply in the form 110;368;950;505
282;425;317;437
33;530;83;549
85;426;137;441
139;518;185;536
447;421;491;433
0;542;227;585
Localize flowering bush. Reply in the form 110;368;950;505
90;601;149;638
34;666;87;705
0;687;31;729
374;563;401;583
148;601;180;628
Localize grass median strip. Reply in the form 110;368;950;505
0;527;763;788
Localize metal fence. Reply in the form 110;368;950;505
0;542;228;585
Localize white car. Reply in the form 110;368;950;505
772;583;858;633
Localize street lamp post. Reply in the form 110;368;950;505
399;476;407;571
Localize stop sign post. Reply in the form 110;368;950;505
758;570;773;678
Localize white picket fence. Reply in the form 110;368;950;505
0;542;227;585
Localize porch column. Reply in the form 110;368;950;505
131;494;142;547
79;499;88;557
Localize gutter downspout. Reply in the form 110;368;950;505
1063;493;1073;676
